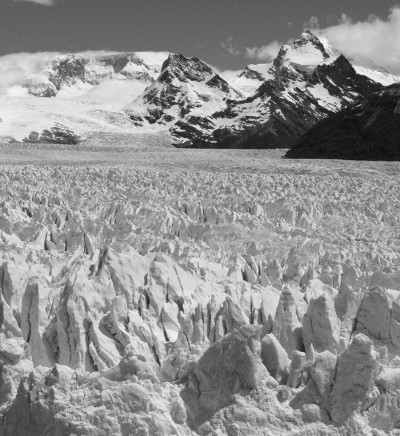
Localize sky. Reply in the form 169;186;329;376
0;0;400;73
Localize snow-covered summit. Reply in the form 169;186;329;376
275;30;331;68
228;31;340;95
125;53;242;126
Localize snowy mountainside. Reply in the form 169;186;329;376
351;57;400;86
169;31;384;147
0;52;170;143
21;51;168;98
0;32;398;146
286;83;400;159
228;62;274;97
125;53;243;126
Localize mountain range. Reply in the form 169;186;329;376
0;31;398;148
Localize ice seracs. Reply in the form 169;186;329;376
0;158;400;434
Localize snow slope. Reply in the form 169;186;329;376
228;62;274;96
0;52;171;142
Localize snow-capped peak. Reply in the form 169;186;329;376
274;31;332;70
125;53;242;126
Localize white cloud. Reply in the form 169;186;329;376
245;6;400;71
13;0;54;5
245;40;282;62
0;52;59;94
220;37;241;57
310;6;400;72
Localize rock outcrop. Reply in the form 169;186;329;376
286;83;400;160
24;125;81;145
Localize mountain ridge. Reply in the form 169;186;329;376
0;31;398;147
286;83;400;160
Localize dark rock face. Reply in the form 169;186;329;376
172;55;381;149
286;84;400;160
49;55;90;90
191;82;328;149
24;125;81;145
307;55;381;104
238;67;266;82
49;53;157;89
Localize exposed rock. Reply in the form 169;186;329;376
286;83;400;160
24;125;81;145
24;52;163;97
125;53;241;130
167;32;381;148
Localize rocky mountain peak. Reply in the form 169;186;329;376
273;31;331;73
159;53;217;83
126;52;242;126
295;30;330;57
